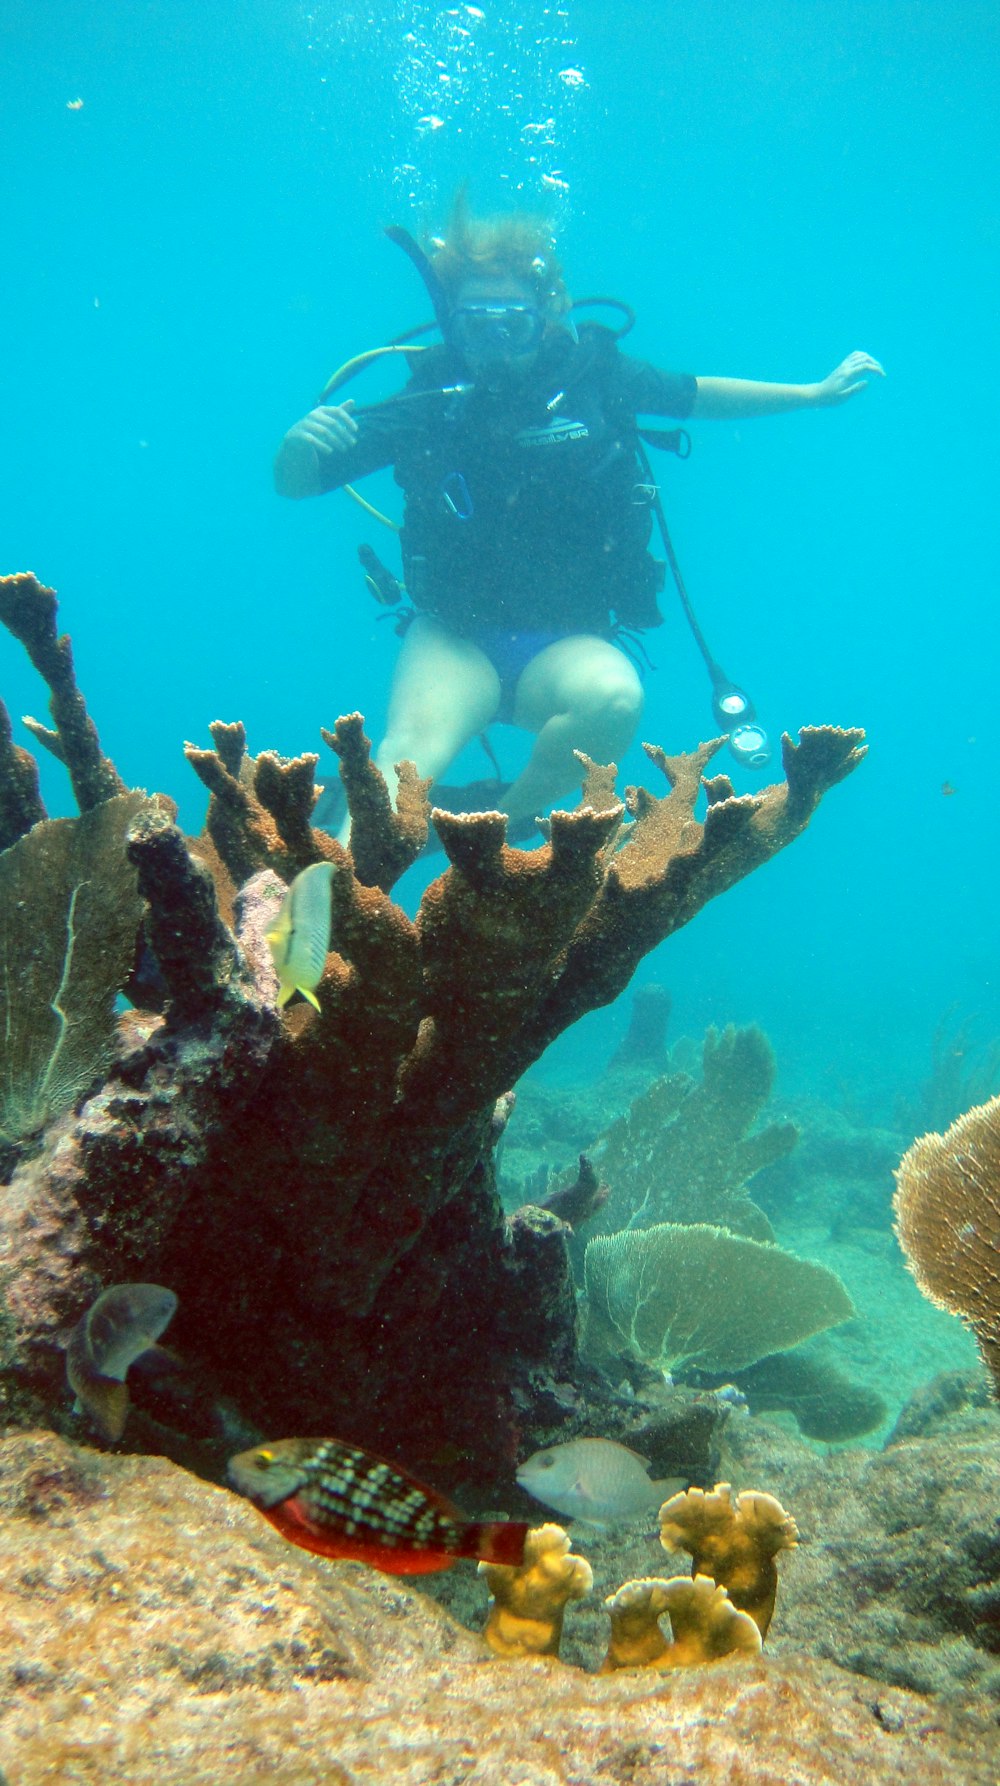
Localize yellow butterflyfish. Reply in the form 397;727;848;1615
266;861;334;1010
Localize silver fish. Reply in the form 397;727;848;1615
516;1436;685;1526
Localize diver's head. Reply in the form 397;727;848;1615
447;273;547;379
431;191;570;381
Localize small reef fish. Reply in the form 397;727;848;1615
539;1154;609;1230
516;1437;685;1527
229;1436;530;1576
265;861;334;1009
66;1282;178;1443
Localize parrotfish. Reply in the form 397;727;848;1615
229;1436;529;1576
265;861;334;1009
516;1437;685;1527
65;1282;178;1443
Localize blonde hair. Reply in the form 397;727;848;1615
430;189;570;319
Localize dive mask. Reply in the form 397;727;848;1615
447;302;545;360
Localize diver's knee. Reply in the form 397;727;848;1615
580;674;644;731
607;677;644;723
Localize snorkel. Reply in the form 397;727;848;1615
383;225;453;338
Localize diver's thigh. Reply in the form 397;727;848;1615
386;615;500;731
512;635;641;729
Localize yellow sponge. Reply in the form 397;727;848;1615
659;1481;798;1638
600;1573;762;1672
480;1523;593;1659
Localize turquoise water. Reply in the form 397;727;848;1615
3;0;998;1111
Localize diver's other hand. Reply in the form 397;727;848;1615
292;399;359;455
813;351;885;406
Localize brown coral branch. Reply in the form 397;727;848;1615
703;772;737;806
0;574;126;812
253;751;321;859
574;749;622;816
21;715;66;763
186;730;342;889
0;696;45;850
126;810;240;1024
537;1155;609;1230
782;724;867;820
322;713;430;892
401;804;623;1122
0;577;869;1484
207;719;246;779
528;726;866;1040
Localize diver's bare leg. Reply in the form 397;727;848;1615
338;615;501;844
504;635;643;825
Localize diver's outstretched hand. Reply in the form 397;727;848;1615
814;351;885;406
289;399;359;455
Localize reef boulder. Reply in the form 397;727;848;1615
0;1430;995;1785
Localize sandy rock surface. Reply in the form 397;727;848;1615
0;1431;995;1785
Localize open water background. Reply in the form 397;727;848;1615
2;0;998;1114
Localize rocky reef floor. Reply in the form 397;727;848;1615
0;1426;996;1785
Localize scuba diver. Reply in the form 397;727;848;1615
274;195;883;841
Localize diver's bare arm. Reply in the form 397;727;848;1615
692;351;884;419
273;401;359;499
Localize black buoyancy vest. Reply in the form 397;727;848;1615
394;326;662;634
